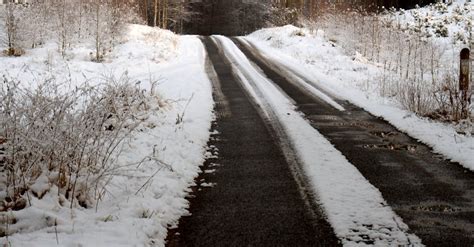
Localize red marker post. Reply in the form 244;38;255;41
460;48;471;119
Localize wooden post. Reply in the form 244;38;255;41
460;48;470;91
460;48;471;119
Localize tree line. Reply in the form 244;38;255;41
2;0;142;59
136;0;440;35
272;0;438;10
3;0;442;40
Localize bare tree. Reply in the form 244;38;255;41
3;2;21;56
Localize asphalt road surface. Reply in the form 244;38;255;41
166;37;340;247
167;36;474;246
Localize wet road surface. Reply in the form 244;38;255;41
166;37;340;247
235;38;474;247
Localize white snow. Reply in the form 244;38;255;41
245;24;474;172
1;2;472;246
396;0;472;47
214;35;422;246
0;25;213;247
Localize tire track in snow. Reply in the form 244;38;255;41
234;37;474;246
210;36;332;230
214;35;423;246
202;38;231;119
166;37;339;246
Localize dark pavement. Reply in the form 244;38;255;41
235;38;474;247
166;37;340;247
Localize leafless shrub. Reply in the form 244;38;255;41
431;72;472;122
396;79;435;116
317;6;472;122
0;73;158;213
0;210;15;238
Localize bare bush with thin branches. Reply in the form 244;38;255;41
315;3;472;122
0;74;158;216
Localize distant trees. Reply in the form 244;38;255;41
170;0;440;35
1;0;442;40
1;0;143;59
181;0;274;35
138;0;193;33
239;1;272;34
201;0;272;35
273;0;438;17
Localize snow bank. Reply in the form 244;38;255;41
116;24;179;62
396;1;472;47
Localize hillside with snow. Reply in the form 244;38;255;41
396;0;472;45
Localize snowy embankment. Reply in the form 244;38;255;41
0;25;213;246
396;0;472;47
213;35;422;246
245;25;474;172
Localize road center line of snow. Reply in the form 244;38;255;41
213;35;423;246
238;37;346;110
237;37;345;111
209;36;329;226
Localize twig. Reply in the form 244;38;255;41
54;218;59;245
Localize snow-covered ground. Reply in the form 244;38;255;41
245;24;474;172
1;1;472;246
214;35;422;246
395;0;472;46
0;25;213;246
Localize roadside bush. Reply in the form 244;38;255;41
316;4;472;122
0;74;157;213
2;47;25;57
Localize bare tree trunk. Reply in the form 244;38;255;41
95;1;101;61
5;2;17;55
145;0;148;23
153;0;158;27
179;0;184;34
78;0;83;40
161;0;168;29
58;0;67;56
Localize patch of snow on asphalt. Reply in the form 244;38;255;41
214;35;423;246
